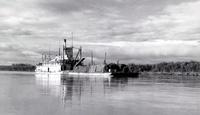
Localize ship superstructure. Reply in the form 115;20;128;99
36;38;85;73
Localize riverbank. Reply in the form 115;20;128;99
0;64;35;72
140;72;200;80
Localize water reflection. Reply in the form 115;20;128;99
35;74;121;105
35;73;62;97
34;73;200;115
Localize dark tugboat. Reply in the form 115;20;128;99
104;63;139;78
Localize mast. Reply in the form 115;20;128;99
71;33;74;60
59;40;61;56
91;51;93;65
71;32;73;48
104;52;107;64
41;54;43;63
48;48;50;62
117;60;119;65
44;54;47;64
59;48;61;56
63;45;65;60
80;46;82;59
62;45;65;71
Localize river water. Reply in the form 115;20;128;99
0;71;200;115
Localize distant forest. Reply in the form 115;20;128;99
106;61;200;73
0;64;36;71
1;61;200;72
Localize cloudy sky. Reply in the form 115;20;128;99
1;0;200;65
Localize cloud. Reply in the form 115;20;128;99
0;42;41;65
139;0;200;41
78;40;200;64
0;0;200;64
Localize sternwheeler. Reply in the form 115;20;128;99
35;38;139;78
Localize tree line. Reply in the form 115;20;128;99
0;64;36;71
105;61;200;73
1;61;200;72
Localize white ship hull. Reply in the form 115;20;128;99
35;64;112;77
35;63;62;73
35;70;111;76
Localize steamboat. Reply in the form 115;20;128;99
35;38;139;77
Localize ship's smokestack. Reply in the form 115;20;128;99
64;39;66;48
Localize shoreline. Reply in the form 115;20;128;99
140;72;200;80
141;71;200;76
